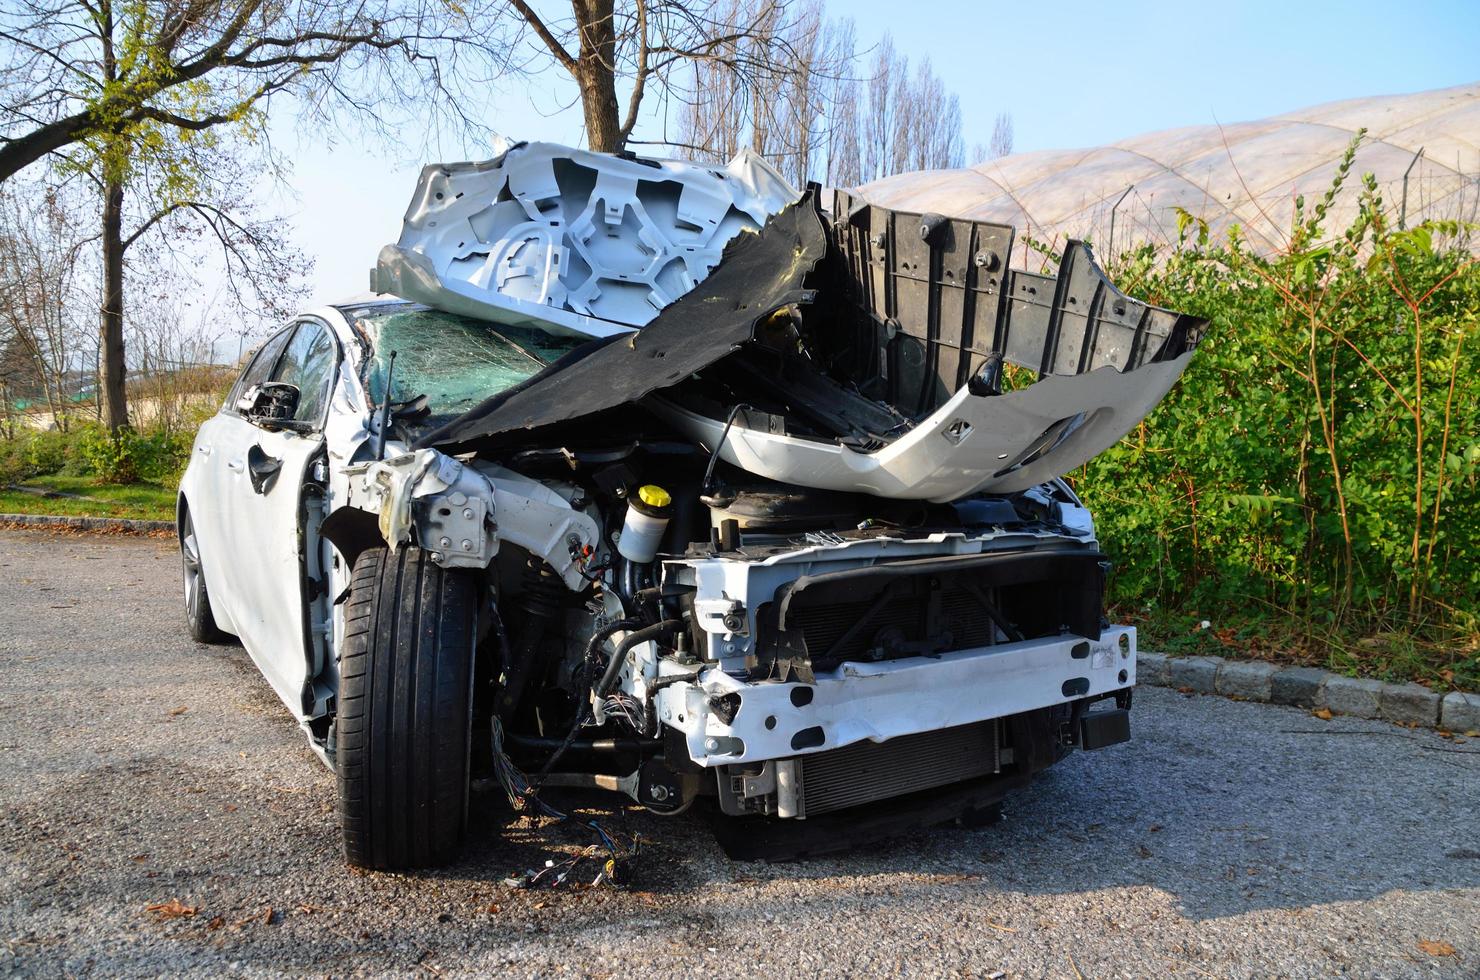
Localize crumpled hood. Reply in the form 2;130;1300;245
371;141;799;340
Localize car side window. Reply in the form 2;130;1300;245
271;321;337;427
225;327;294;413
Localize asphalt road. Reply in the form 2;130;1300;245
2;528;1478;979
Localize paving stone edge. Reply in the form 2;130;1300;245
1137;651;1479;731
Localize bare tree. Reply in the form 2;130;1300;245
1;0;515;429
671;0;856;188
741;0;836;185
854;35;963;182
119;139;312;321
990;112;1014;159
822;18;861;188
678;2;749;162
0;180;91;430
508;0;821;154
860;34;898;182
126;281;237;434
677;20;964;186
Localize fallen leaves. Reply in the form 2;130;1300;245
232;906;277;927
168;706;189;717
1312;707;1334;720
1418;939;1456;957
146;899;197;919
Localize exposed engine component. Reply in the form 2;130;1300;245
616;484;672;564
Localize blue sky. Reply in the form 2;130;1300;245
277;0;1480;308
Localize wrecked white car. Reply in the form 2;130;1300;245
177;142;1204;869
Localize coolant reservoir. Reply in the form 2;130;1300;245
617;484;673;563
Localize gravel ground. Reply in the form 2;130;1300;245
2;528;1478;979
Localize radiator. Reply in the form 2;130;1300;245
799;720;1000;816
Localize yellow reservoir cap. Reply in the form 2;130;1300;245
637;484;671;509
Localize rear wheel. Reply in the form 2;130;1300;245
179;507;230;644
336;546;480;870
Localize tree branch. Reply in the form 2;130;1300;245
121;200;189;250
618;0;647;141
509;0;577;71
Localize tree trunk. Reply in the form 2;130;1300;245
100;178;128;432
573;0;622;152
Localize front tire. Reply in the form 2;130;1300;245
336;546;479;870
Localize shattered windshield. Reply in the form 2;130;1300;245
347;305;586;422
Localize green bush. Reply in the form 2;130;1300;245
129;428;192;485
1;417;195;489
21;431;68;477
0;431;65;483
0;438;26;484
74;426;140;484
1071;135;1478;682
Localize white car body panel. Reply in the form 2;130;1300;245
370;141;799;338
181;421;241;636
647;351;1196;501
217;422;323;711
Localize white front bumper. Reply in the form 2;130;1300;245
655;626;1136;766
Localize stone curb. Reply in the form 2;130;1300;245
0;513;173;534
1138;651;1478;731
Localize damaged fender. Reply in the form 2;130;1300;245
355;449;599;588
362;449;498;567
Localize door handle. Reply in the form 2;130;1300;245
196;445;212;457
226;458;244;472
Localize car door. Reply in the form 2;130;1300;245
189;326;296;638
217;319;339;716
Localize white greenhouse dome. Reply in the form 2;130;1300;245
857;83;1480;260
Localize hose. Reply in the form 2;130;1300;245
529;617;678;792
594;619;683;697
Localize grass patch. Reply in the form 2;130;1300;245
0;474;176;521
